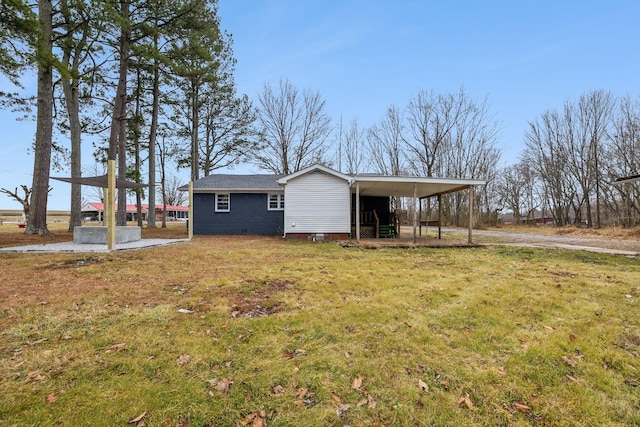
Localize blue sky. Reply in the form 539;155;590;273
1;0;640;210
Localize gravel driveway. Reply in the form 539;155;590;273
466;228;640;257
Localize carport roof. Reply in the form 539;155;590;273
351;175;486;198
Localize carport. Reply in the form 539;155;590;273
351;175;486;244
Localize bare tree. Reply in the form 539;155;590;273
163;176;187;206
367;105;406;175
341;118;366;174
0;185;32;221
605;95;640;227
254;79;332;174
404;89;463;177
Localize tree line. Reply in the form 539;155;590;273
497;90;640;228
2;2;639;234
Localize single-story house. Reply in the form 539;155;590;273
181;164;486;242
81;202;189;222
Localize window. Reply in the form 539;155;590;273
215;193;230;212
268;193;285;211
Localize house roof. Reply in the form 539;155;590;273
182;174;284;192
352;175;486;198
614;174;640;185
276;164;352;184
179;164;486;198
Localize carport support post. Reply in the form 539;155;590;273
355;181;360;243
468;185;474;244
188;181;193;239
438;194;442;240
412;182;417;244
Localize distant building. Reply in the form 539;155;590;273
81;202;188;222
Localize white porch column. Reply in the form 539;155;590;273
188;181;194;239
468;185;474;244
412;182;417;244
437;194;442;240
355;181;360;242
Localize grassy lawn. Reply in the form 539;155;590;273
1;232;639;426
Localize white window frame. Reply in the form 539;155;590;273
267;193;285;211
215;193;230;212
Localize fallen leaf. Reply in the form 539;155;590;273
351;375;364;390
513;402;530;413
543;325;555;331
568;332;576;342
27;371;45;382
215;378;233;394
624;378;639;387
272;385;286;395
357;398;368;407
296;387;309;398
239;411;267;427
336;403;353;417
107;343;126;352
284;348;307;359
566;374;580;382
344;351;351;358
418;379;429;393
28;338;48;346
128;411;147;424
331;392;342;405
45;393;57;404
368;394;377;409
561;356;578;367
457;393;475;409
176;354;191;366
497;366;507;376
177;308;192;314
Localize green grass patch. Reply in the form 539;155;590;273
1;238;639;425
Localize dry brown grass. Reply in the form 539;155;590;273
1;226;640;425
0;221;187;248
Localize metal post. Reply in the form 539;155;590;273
188;181;194;239
412;182;417;244
437;194;442;240
355;181;360;243
468;185;474;244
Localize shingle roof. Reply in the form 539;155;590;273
180;174;284;191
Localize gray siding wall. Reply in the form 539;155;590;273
193;193;284;235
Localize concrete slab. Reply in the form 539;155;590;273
0;238;189;253
73;226;141;244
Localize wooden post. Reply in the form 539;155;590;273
468;185;474;244
355;181;360;243
188;181;194;239
107;159;116;250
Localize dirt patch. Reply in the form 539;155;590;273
228;279;296;318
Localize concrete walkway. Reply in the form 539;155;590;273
0;238;190;253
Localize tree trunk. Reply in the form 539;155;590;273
107;0;130;226
190;82;199;182
62;70;82;231
26;0;53;236
147;41;159;228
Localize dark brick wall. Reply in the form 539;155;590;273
193;193;284;236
